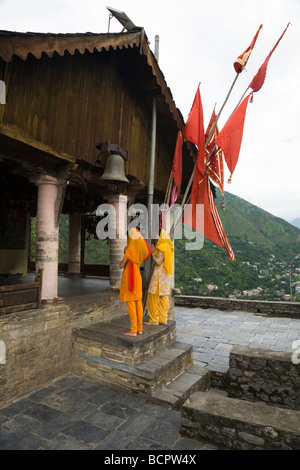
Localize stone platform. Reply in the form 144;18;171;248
181;388;300;450
72;315;177;365
71;314;210;408
181;344;300;449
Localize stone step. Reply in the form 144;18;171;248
72;314;177;365
72;315;210;408
151;362;210;408
72;341;194;398
181;389;300;450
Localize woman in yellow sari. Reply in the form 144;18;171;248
119;227;151;336
145;229;174;325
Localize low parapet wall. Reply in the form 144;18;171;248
211;346;300;410
182;346;300;449
175;295;300;318
0;291;126;407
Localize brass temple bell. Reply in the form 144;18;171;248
99;153;129;183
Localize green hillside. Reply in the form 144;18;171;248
216;191;299;257
175;190;300;301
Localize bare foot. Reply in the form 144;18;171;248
137;331;142;335
143;321;159;325
122;331;137;336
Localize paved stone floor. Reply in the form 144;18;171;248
0;273;110;298
1;287;300;451
0;374;217;451
175;306;300;373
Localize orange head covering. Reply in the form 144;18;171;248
125;228;151;291
154;229;174;276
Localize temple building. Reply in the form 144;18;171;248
0;28;194;309
0;26;199;407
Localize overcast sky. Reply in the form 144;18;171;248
1;0;299;223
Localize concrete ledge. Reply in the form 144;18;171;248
175;295;300;318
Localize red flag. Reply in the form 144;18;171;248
249;22;290;92
215;93;251;182
206;148;225;207
205;109;225;207
171;131;183;191
183;84;205;176
183;173;234;260
205;107;217;154
234;24;263;73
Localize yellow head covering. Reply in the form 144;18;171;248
155;229;174;276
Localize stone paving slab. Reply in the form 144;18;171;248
175;307;300;373
1;306;300;450
0;375;217;450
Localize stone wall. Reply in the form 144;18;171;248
182;346;300;449
181;391;300;450
211;346;300;410
175;295;300;318
0;291;126;407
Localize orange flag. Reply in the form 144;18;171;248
234;24;263;73
171;131;183;191
215;93;251;182
205;109;225;207
249;22;290;92
183;84;205;176
183;173;234;261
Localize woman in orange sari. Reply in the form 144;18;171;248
145;229;174;326
119;227;151;336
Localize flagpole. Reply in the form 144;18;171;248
170;71;241;238
230;86;250;116
169;25;266;238
164;172;173;205
170;166;194;239
205;72;240;147
204;144;219;172
230;23;290;119
204;88;252;176
144;35;159;316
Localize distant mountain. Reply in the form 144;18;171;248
291;218;300;229
174;190;300;301
215;191;300;259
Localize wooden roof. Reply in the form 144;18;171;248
0;29;196;200
0;29;186;133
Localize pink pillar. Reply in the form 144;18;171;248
35;175;59;300
67;213;82;276
105;194;127;290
